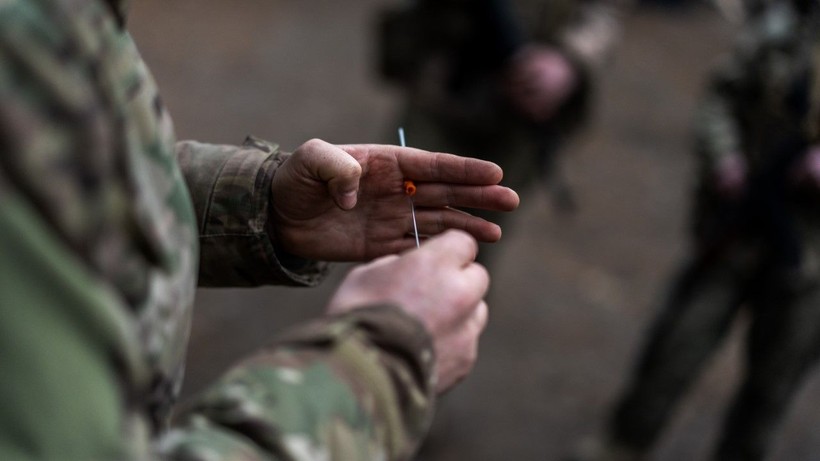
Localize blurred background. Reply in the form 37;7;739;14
129;1;820;459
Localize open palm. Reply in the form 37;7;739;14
270;139;520;261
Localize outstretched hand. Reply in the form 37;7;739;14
270;138;520;261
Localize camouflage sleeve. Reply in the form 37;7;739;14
176;138;329;288
0;171;143;461
158;306;437;461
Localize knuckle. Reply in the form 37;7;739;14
303;138;325;150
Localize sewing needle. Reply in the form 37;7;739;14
399;127;420;248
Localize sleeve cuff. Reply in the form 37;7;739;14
177;137;329;287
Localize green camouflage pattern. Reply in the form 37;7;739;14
0;0;435;459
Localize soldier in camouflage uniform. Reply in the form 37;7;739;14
0;1;521;460
573;1;820;460
378;0;628;255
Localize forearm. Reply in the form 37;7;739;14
161;306;436;461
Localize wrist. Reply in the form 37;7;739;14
266;164;314;272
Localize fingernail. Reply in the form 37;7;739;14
338;190;357;210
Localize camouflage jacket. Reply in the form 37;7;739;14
0;1;435;460
695;0;820;181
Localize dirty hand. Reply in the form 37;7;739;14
270;138;520;261
326;230;489;393
503;45;579;122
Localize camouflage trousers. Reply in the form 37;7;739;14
608;209;820;461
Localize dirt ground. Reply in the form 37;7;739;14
130;1;820;460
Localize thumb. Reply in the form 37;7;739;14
299;139;362;210
421;230;479;267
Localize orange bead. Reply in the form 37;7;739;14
404;180;417;196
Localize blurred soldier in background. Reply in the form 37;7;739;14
572;1;820;460
0;1;521;460
377;0;630;262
